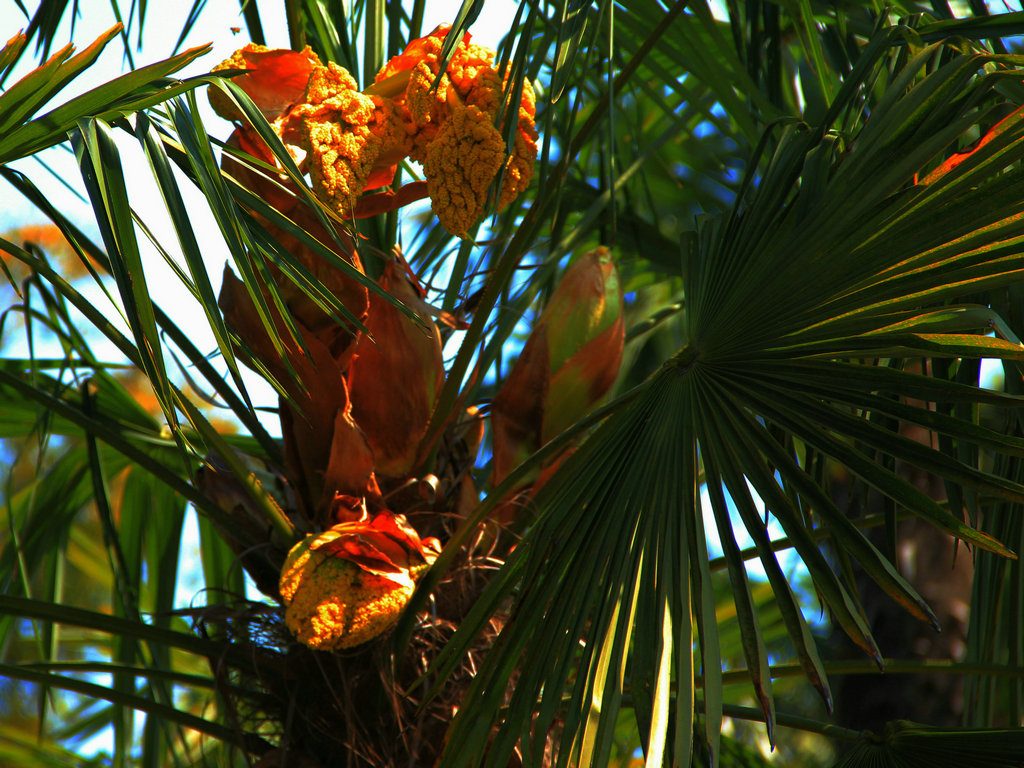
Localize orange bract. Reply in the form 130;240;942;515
209;44;321;125
347;258;444;478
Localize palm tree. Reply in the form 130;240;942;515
3;0;1024;766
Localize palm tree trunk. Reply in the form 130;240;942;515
829;416;973;731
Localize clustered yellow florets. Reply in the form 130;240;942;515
301;63;414;218
498;86;537;209
278;511;439;650
213;25;537;236
279;534;414;651
423;102;506;236
378;29;537;234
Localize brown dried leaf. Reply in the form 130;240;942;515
347;258;444;478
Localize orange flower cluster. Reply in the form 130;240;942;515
367;26;537;235
210;25;537;236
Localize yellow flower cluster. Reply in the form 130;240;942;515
280;538;414;651
423;103;506;236
374;27;537;234
210;25;537;235
301;63;413;219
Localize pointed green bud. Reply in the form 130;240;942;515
539;247;624;443
490;247;624;486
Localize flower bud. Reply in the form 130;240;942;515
539;247;624;443
347;258;444;478
491;247;624;486
279;510;438;650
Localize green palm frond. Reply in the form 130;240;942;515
831;721;1024;768
424;27;1024;768
0;25;212;164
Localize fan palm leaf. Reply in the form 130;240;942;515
422;25;1024;768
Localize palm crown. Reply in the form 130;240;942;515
3;1;1024;766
